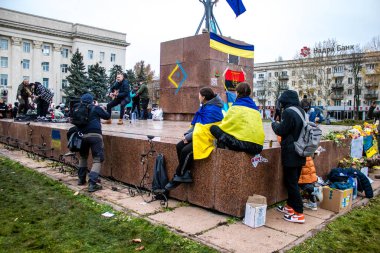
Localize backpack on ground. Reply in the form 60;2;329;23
152;154;168;198
289;106;322;157
71;102;93;127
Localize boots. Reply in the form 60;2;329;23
165;181;181;190
77;167;87;186
173;170;193;183
88;171;102;192
102;119;112;124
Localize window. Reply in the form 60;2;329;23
62;80;68;89
281;71;287;76
327;68;331;74
333;66;344;73
317;101;322;106
348;78;352;84
0;39;8;50
100;52;105;62
111;54;116;62
318;79;322;85
88;50;93;60
358;77;362;84
334;100;341;106
307;79;313;85
0;74;7;86
318;90;322;95
42;45;50;56
23;42;31;53
61;64;68;73
23;76;30;81
267;101;271;106
42;62;49;72
274;72;278;77
268;92;272;96
268;72;271;77
292;81;296;86
253;74;256;79
61;48;69;58
228;54;239;64
0;57;8;68
292;71;295;76
258;73;264;79
358;89;362;95
348;89;352;95
42;78;49;88
335;77;343;84
22;59;30;69
366;64;375;70
348;100;352;106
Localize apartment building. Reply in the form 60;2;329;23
253;51;380;119
0;7;129;104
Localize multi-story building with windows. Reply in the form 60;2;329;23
253;51;380;119
0;8;129;104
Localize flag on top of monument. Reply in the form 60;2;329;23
226;0;246;17
209;32;254;58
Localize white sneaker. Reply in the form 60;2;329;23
303;201;317;211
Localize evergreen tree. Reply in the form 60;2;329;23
108;64;123;84
125;69;137;86
64;49;88;98
88;63;108;102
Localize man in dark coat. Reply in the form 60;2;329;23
271;90;307;223
31;82;53;118
104;73;130;125
76;93;111;192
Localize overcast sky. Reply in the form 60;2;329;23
1;0;379;76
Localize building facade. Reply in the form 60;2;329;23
0;8;129;105
253;51;380;119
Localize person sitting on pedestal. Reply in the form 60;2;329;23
165;87;224;190
210;82;264;155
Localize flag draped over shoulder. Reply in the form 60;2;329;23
226;0;246;17
219;97;265;146
192;104;224;160
210;32;254;59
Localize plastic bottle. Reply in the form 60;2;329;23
131;112;136;123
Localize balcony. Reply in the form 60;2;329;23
333;72;345;77
278;75;289;80
331;83;344;89
364;93;378;99
331;94;344;100
257;95;266;101
365;83;379;88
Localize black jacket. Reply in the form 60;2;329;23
78;105;110;135
272;90;306;167
110;79;130;101
367;105;380;132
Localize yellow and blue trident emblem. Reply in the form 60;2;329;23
168;60;188;94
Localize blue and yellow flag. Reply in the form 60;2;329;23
191;104;224;160
210;32;254;59
219;97;264;146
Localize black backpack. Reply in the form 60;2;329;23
152;154;168;195
71;102;94;127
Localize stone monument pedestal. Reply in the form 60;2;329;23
160;33;254;121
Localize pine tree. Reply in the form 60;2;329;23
108;64;123;84
125;69;137;86
88;63;108;102
64;49;88;98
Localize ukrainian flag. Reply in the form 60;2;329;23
219;97;265;146
191;104;224;160
210;32;254;59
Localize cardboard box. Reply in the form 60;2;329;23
320;187;353;213
243;195;267;228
